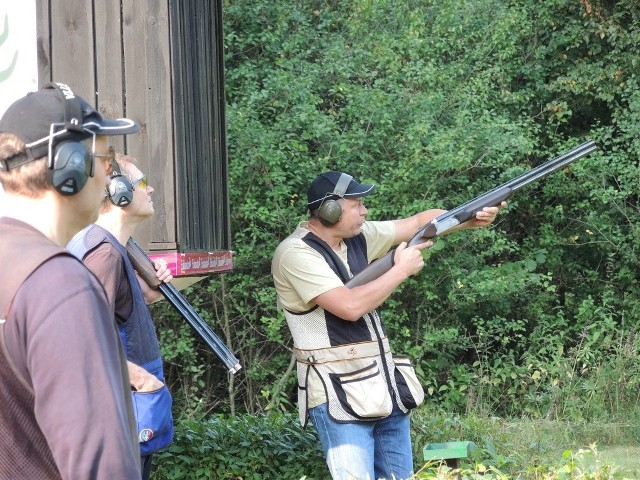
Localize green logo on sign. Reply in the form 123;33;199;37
0;14;19;83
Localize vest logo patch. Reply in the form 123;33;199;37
139;428;154;442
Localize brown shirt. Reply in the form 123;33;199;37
0;218;140;479
83;240;134;323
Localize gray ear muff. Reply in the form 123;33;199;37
317;173;353;225
317;201;343;225
51;142;92;195
45;83;94;195
107;171;134;207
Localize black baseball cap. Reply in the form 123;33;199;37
307;171;376;209
0;82;140;170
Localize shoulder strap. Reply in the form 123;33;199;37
344;234;368;276
303;233;350;283
0;223;69;320
67;223;111;260
302;232;368;283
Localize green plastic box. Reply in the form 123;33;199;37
423;441;477;462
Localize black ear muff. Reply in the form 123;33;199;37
45;83;94;195
50;142;93;195
317;173;353;226
107;159;134;207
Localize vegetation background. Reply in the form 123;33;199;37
151;0;640;477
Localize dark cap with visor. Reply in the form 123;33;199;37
307;170;376;210
0;82;140;170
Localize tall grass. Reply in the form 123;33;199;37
412;409;640;475
426;329;640;422
410;329;640;477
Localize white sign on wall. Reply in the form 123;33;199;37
0;0;37;206
0;0;38;118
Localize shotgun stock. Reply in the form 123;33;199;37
126;238;241;374
346;140;597;288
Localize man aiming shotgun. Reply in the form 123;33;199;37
272;171;503;480
271;140;596;479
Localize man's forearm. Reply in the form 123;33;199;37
315;243;426;321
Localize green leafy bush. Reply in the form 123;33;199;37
152;413;326;480
150;0;640;424
152;410;637;479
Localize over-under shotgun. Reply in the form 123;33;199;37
346;140;598;288
126;238;242;374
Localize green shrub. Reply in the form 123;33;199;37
151;0;640;425
153;411;637;479
152;413;326;480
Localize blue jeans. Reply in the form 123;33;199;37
308;402;413;480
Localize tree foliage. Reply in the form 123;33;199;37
154;0;640;420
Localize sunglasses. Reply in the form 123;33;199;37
131;175;148;189
94;146;116;175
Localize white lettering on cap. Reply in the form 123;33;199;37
55;82;76;100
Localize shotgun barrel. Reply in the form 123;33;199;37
346;140;597;288
126;238;241;374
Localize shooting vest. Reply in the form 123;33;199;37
68;224;173;455
0;219;69;478
69;225;162;368
285;232;424;426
